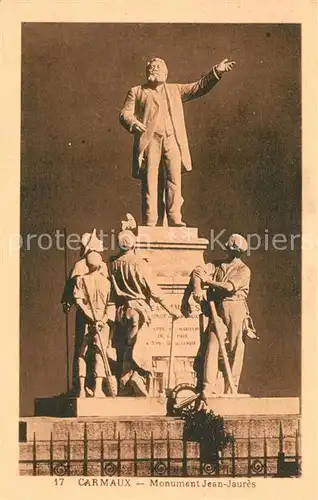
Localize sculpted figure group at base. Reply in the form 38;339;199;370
62;217;256;400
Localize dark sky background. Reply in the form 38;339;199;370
20;23;301;416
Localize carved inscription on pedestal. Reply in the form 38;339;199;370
148;297;202;356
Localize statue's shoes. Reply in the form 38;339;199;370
224;387;238;396
129;372;149;397
168;221;186;227
94;390;106;398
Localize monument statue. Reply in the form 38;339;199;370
119;57;235;227
109;214;182;397
190;233;257;407
61;229;109;395
72;251;117;398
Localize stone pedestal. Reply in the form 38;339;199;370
34;396;300;418
135;226;209;393
136;226;209;279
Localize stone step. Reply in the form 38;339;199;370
20;414;300;442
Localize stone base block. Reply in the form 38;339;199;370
35;396;167;418
20;412;300;443
34;395;300;418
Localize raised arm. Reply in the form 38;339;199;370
178;59;236;103
194;264;250;296
191;263;215;302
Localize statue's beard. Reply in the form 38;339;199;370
147;72;167;84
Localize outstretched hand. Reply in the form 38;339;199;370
216;58;236;73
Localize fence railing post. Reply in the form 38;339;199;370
182;437;187;477
83;423;88;476
150;431;154;476
133;431;138;476
263;431;268;478
295;428;300;475
50;432;54;476
67;431;71;476
247;427;251;477
167;431;171;476
199;441;204;476
277;420;285;477
32;432;37;476
231;432;236;477
117;432;121;477
100;431;104;476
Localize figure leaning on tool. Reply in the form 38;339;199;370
73;251;116;398
109;214;182;397
61;229;108;394
191;234;257;407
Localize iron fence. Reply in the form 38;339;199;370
19;423;301;478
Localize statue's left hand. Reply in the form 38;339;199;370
216;58;236;73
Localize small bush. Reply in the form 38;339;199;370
182;409;233;453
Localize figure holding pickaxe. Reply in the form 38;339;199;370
73;252;116;398
191;234;258;408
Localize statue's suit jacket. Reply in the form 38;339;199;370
119;68;221;179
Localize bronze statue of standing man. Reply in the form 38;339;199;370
120;57;235;227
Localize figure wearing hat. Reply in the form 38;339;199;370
109;214;182;397
191;234;257;401
73;252;115;398
61;229;110;395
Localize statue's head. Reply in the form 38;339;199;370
146;57;168;84
118;230;137;252
80;229;104;257
225;233;248;257
86;251;103;271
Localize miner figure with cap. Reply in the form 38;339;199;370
73;251;114;398
191;233;256;405
61;229;110;395
109;215;182;397
120;56;235;227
